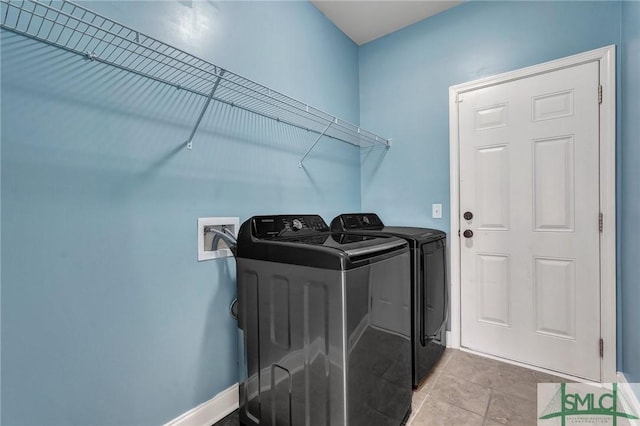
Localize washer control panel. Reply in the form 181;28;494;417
252;215;329;238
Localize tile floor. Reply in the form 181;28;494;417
214;348;566;426
407;349;565;425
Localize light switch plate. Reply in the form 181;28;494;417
197;217;239;261
432;203;442;219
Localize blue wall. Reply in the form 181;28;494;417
360;0;640;396
359;1;621;231
1;1;360;424
620;0;640;385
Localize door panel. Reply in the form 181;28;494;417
533;136;575;231
476;253;510;327
476;145;510;230
459;61;601;380
534;257;576;339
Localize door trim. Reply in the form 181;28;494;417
448;45;616;382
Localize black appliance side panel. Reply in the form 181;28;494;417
238;269;261;424
414;238;447;387
346;251;412;426
424;239;447;337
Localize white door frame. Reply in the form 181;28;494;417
448;45;616;382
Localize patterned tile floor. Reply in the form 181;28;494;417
214;349;566;425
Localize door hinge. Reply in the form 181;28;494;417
598;85;603;104
599;212;603;232
599;338;604;358
458;229;461;237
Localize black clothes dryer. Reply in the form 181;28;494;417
235;215;413;426
331;213;448;389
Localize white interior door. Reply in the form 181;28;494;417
459;61;601;381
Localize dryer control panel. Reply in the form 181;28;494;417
331;213;384;231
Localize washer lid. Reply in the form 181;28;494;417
280;232;407;257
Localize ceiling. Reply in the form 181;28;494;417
310;1;463;46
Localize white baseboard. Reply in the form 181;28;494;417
165;383;239;426
617;372;640;423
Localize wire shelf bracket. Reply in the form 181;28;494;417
0;0;392;161
299;119;334;168
185;70;225;150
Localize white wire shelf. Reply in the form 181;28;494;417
0;0;391;163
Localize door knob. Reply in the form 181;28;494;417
463;211;473;220
463;229;474;238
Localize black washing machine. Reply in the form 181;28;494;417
235;215;413;425
331;213;448;389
